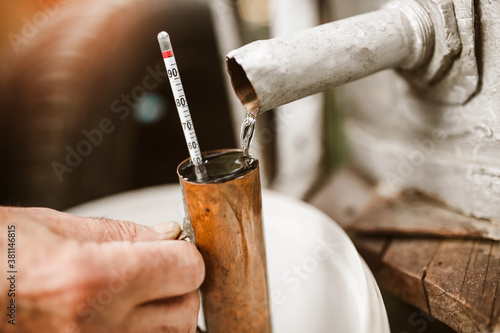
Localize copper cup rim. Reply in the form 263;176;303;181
176;148;259;185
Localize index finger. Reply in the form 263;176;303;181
8;207;181;242
81;240;205;307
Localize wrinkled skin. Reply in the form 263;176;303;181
0;207;205;333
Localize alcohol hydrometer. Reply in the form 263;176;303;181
157;31;207;180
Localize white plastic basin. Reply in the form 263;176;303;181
67;185;389;333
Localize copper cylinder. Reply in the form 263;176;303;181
177;149;272;332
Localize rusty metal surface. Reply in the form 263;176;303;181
178;151;272;333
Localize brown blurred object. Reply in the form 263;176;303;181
178;150;272;333
0;0;235;209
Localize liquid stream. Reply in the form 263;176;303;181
240;113;256;158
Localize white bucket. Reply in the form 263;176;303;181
67;185;389;333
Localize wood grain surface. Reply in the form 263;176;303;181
310;169;500;332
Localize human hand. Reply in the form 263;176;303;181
0;207;204;333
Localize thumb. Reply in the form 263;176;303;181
17;207;182;242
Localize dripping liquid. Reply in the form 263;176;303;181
240;113;256;158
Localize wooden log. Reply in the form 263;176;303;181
310;168;500;332
424;240;483;332
488;242;500;331
353;236;389;271
349;191;500;241
459;241;496;326
379;239;441;312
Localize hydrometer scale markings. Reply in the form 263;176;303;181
157;31;207;179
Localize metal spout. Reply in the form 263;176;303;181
226;0;436;115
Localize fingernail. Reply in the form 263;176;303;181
152;221;181;239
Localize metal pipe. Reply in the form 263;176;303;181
226;0;433;115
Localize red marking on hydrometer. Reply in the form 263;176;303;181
162;50;174;58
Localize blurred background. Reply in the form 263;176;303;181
0;0;239;209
